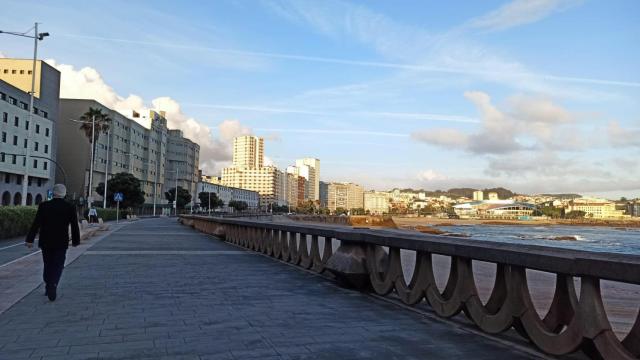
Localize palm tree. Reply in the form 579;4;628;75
79;107;112;200
79;107;111;145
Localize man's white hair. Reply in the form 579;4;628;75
52;184;66;198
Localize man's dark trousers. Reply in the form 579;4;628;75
42;249;67;286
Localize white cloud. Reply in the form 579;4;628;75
412;91;581;154
417;169;447;182
46;59;250;173
608;121;640;148
468;0;582;31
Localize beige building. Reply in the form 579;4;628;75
473;190;484;201
58;99;199;208
364;191;390;215
327;182;364;212
222;136;288;208
566;198;628;219
487;192;499;200
1;59;60;206
233;135;263;169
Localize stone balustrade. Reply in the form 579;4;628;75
179;215;640;359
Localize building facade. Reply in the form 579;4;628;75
57;99;199;207
222;136;287;208
232;135;263;169
0;59;60;206
473;190;484;201
196;181;259;211
566;198;628;219
165;129;200;205
364;191;390;215
327;182;364;212
295;158;320;201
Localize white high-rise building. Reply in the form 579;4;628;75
232;135;263;169
294;158;320;201
473;190;484;201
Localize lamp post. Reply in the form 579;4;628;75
103;127;110;209
1;23;50;205
68;117;96;206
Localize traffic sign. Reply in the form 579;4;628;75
113;192;124;202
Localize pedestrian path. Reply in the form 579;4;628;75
0;218;543;359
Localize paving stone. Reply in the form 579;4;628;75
0;219;542;360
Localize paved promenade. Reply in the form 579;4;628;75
0;218;544;359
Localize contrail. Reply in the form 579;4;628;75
254;128;409;137
58;33;640;88
182;103;480;123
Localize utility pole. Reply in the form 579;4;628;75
174;167;178;216
103;127;110;208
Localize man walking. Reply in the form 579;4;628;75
25;184;80;301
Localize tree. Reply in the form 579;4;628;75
565;210;587;219
228;200;248;212
540;206;564;218
198;192;223;210
296;200;317;214
334;207;347;215
165;187;191;209
350;208;366;215
96;172;144;208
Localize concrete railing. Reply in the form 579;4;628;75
179;215;640;359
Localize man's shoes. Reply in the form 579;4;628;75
46;284;57;302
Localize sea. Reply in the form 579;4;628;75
430;224;640;255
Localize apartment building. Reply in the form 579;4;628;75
196;181;259;211
295;158;320;201
58;99;199;206
165;129;200;204
327;182;364;212
222;136;286;208
364;191;390;215
0;59;60;206
566;197;628;219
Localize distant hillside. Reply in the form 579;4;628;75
424;187;516;199
538;193;582;199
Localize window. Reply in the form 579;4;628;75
28;177;32;186
34;142;39;151
43;162;48;171
14;117;19;127
44;144;48;154
22;157;26;166
20;102;28;110
23;139;27;148
9;97;17;105
37;178;42;187
2;69;7;74
0;153;4;162
19;70;24;74
33;107;38;115
35;124;40;134
13;136;18;146
1;132;5;143
2;112;6;122
11;155;16;165
45;128;49;137
25;121;29;130
4;173;10;183
11;70;16;74
33;159;37;168
17;175;22;185
42;111;48;119
28;70;32;75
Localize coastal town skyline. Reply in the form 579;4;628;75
1;0;638;198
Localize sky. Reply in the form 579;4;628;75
1;0;639;198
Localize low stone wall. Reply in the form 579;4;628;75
180;214;640;359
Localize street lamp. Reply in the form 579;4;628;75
1;23;49;205
68;117;97;206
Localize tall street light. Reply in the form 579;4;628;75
68;117;96;206
0;23;50;205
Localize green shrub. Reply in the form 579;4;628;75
0;206;38;239
83;208;129;222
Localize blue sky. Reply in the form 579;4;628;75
1;0;639;197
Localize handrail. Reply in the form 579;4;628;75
179;215;640;359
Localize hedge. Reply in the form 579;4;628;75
0;206;38;239
83;208;129;222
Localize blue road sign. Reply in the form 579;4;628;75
47;189;54;200
113;192;124;202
